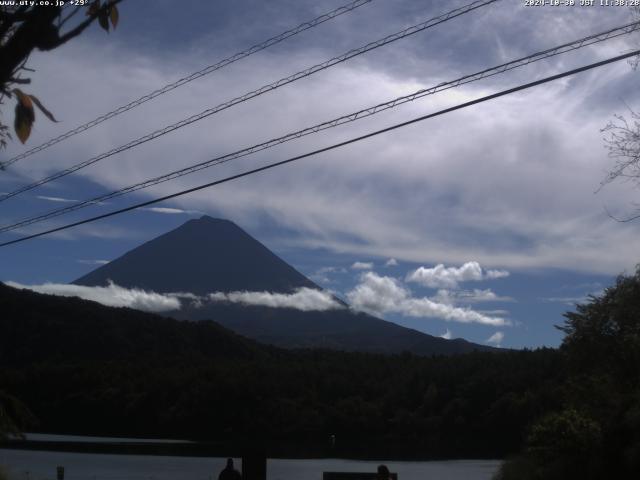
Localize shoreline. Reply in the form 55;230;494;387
0;439;503;462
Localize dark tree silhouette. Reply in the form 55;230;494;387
0;0;121;147
0;390;36;439
496;268;640;480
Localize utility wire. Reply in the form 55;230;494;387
1;20;638;234
0;0;499;202
1;48;637;248
0;0;374;169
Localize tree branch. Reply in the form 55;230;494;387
0;7;60;84
58;5;82;29
8;77;29;84
51;0;123;49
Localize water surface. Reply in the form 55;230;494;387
0;449;501;480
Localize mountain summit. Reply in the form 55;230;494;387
75;216;317;294
75;216;493;355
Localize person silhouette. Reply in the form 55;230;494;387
218;458;242;480
377;465;391;480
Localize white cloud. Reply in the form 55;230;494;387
385;258;398;267
310;273;332;284
142;207;203;215
542;286;604;306
36;195;77;203
168;291;205;308
462;289;512;302
209;287;343;312
433;288;513;304
6;281;181;313
486;331;505;346
347;272;407;315
440;329;452;340
406;262;509;289
479;309;510;316
309;266;347;284
5;3;640;276
401;298;508;326
77;259;110;266
346;272;509;326
541;295;592;306
317;267;343;274
351;261;374;270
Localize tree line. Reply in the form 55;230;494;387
0;271;638;476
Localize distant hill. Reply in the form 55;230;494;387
170;304;491;355
0;282;560;459
0;282;266;366
73;216;493;355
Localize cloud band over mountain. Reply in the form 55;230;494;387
6;281;181;313
209;287;343;311
6;277;507;326
5;282;343;313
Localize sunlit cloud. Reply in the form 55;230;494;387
406;262;509;289
209;287;343;312
347;272;509;326
6;281;181;313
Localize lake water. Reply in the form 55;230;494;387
0;449;501;480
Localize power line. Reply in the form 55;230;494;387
1;20;638;234
0;0;499;203
2;48;637;249
0;0;374;169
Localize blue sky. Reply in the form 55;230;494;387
1;0;639;348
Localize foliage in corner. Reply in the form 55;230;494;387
12;88;57;144
496;268;640;479
0;0;121;148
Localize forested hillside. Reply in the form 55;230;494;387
0;282;560;459
496;269;640;479
2;271;638;470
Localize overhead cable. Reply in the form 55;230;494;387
1;20;638;234
0;0;374;169
0;0;499;202
1;48;637;248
